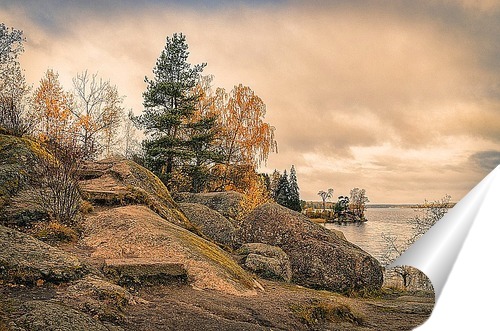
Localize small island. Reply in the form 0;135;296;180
303;188;370;223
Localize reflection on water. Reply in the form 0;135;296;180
325;208;419;261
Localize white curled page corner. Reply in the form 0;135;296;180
389;165;500;330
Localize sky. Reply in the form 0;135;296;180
1;0;500;203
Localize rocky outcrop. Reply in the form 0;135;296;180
173;191;244;220
82;205;257;295
14;300;113;331
178;202;239;248
235;243;292;282
67;275;134;307
78;158;196;232
0;225;86;284
0;134;50;224
63;275;135;325
239;203;383;292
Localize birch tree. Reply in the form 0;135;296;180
72;70;124;159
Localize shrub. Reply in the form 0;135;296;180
22;139;83;226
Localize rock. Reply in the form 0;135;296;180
239;203;383;292
235;243;292;282
328;228;347;241
173;191;244;220
103;258;187;285
178;202;239;248
78;157;196;232
14;301;111;331
0;134;50;222
67;275;134;307
82;205;256;295
64;275;134;324
0;225;86;284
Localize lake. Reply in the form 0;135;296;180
325;207;420;262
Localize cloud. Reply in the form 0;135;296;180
469;150;500;171
2;0;500;202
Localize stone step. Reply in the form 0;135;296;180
104;258;187;285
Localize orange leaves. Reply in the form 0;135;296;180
215;84;277;168
192;81;277;192
33;69;75;148
238;173;271;220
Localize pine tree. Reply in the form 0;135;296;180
185;114;221;192
135;33;207;188
288;165;302;212
275;170;290;208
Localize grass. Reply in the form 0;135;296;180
79;200;94;214
290;300;364;326
32;221;78;243
175;225;255;290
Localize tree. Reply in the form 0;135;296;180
317;188;334;211
27;68;84;226
0;23;23;64
334;195;350;216
184;75;223;192
349;187;369;219
185;114;221;192
288;165;301;212
213;84;277;190
381;195;451;290
269;169;281;201
123;109;141;159
408;195;451;244
33;69;75;150
238;173;271;221
72;70;124;159
135;33;206;188
275;170;291;208
0;23;33;136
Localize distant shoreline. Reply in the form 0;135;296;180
304;203;456;210
366;203;456;209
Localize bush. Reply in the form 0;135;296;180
23;139;83;226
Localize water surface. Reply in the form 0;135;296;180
325;208;420;261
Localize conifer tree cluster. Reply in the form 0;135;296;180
269;165;302;212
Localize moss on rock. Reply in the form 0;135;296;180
178;202;239;248
82;205;256;295
78;158;197;232
0;225;86;284
239;203;383;293
0;134;50;211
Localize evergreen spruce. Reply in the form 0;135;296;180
288;165;302;212
275;170;290;208
269;169;281;201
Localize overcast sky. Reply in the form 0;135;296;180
1;0;500;203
